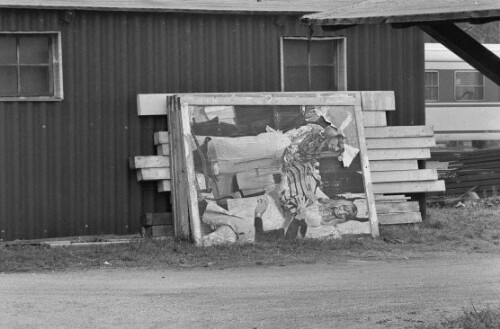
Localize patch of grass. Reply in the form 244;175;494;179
417;308;500;329
1;206;499;273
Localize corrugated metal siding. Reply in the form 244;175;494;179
0;9;423;241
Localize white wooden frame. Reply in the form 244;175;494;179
168;93;379;244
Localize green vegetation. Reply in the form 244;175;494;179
1;206;499;273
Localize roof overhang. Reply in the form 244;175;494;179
302;0;500;87
302;0;500;25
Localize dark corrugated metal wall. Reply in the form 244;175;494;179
0;10;423;241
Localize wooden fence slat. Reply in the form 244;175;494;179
368;148;431;160
378;212;422;225
129;156;170;169
373;180;446;194
371;169;438;183
366;137;436;149
369;160;419;172
365;126;434;138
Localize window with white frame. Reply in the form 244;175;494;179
425;71;439;101
281;37;346;91
454;71;484;101
0;32;63;100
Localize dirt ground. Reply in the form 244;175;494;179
1;253;499;329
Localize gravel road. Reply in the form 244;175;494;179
1;253;499;329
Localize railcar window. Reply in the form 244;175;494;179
281;37;346;92
0;32;62;101
425;71;439;101
455;71;484;101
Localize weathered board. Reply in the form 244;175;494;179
365;126;434;138
157;180;172;192
129;156;170;169
373;180;446;194
369;160;419;172
136;168;171;181
366;137;436;149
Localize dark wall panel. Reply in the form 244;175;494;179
0;10;423;241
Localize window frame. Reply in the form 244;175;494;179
454;70;484;102
424;70;439;102
280;36;347;92
0;31;63;102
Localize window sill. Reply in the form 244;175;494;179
0;97;63;102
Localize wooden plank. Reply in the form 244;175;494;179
375;194;411;201
140;212;173;226
366;137;436;149
378;212;422;225
168;95;191;240
373;180;446;194
136;168;171;181
368;148;431;160
137;94;168;116
154;131;169;145
179;95;357;106
369;160;419;172
371;169;438;183
362;111;387;127
157;144;170;155
365;126;434;138
360;91;395;111
375;201;420;214
157;180;172;192
129;156;170;169
180;100;203;245
353;103;379;237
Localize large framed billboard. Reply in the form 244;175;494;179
167;93;379;245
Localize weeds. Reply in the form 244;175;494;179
417;307;500;329
1;206;499;273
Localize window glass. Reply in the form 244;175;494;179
282;38;345;92
0;36;17;63
425;71;439;101
19;35;49;64
0;67;18;95
455;71;484;101
282;40;308;66
20;66;50;95
0;33;60;99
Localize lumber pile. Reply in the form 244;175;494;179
360;92;445;224
431;148;500;197
129;132;172;193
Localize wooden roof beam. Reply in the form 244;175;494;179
419;22;500;86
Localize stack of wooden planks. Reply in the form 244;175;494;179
134;91;445;232
140;212;173;238
359;92;445;224
431;148;500;197
129;132;172;193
